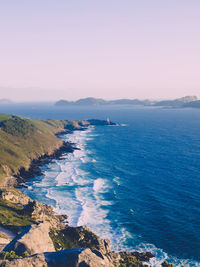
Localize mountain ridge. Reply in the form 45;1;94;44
55;95;199;108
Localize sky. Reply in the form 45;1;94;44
0;0;200;101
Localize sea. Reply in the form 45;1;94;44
0;103;200;266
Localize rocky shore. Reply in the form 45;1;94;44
16;139;77;185
0;186;157;266
0;119;176;266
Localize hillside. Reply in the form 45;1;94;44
0;115;92;185
0;114;68;185
0;115;114;185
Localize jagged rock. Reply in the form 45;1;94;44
77;226;111;255
3;222;55;256
49;225;111;255
17;141;75;180
118;251;155;267
22;200;67;228
0;176;18;187
0;248;113;267
119;251;154;262
162;261;174;267
0;188;31;205
0;188;67;228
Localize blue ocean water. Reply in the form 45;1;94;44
1;104;200;266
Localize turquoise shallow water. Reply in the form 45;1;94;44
1;104;200;266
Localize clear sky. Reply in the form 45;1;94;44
0;0;200;101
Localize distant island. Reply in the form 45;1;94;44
0;99;13;105
55;96;200;108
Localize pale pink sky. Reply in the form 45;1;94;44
0;0;200;101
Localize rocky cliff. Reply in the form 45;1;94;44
0;188;156;267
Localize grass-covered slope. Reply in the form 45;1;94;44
0;114;113;185
0;114;68;184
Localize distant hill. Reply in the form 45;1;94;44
182;100;200;108
55;96;200;108
76;97;107;105
153;96;198;107
55;97;151;106
109;99;153;105
0;99;13;104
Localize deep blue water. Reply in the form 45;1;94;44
1;103;200;266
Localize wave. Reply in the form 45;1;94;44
22;125;200;267
136;243;200;267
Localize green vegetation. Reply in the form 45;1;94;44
0;250;30;260
0;232;8;239
0;198;34;231
0;114;67;184
50;226;101;251
119;257;146;267
0;116;35;137
0;114;109;185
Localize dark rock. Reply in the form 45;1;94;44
131;251;155;262
162;261;174;267
15;141;76;183
119;251;154;262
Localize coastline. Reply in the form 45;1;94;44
0;121;176;266
16;137;78;186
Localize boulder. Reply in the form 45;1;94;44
119;251;154;262
3;222;55;256
162;261;174;267
0;248;113;267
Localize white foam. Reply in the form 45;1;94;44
23;126;200;267
76;188;114;242
46;188;82;225
93;178;109;193
113;176;121;186
27;185;33;190
136;243;200;267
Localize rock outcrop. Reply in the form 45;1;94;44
49;225;111;255
161;261;174;267
3;222;55;256
0;187;31;206
22;200;67;228
0;188;157;266
0;248;113;267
